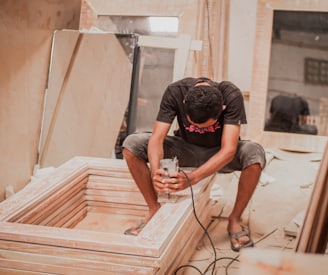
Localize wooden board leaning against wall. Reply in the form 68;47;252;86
0;0;82;201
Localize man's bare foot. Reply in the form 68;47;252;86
124;205;161;236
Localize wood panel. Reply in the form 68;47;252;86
295;141;328;253
0;0;81;201
39;31;132;167
239;248;328;275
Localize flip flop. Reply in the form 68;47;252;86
124;221;146;236
229;230;254;252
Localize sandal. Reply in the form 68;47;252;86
229;229;254;252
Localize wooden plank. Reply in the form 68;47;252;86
40;190;86;226
139;173;216;256
239;248;328;275
0;268;47;275
0;0;81;202
138;35;201;51
86;205;146;217
54;200;88;228
0;221;160;257
0;240;157;270
87;176;137;191
12;174;88;223
87;169;133;179
162;203;214;274
39;31;132;167
295;141;328;253
87;200;148;212
0;160;89;221
84;189;146;205
0;249;155;275
157;196;215;274
17;177;87;224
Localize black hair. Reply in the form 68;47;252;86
184;85;223;123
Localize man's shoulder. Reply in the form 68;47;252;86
216;81;243;101
216;80;240;90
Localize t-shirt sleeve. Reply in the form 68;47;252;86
219;81;247;125
156;86;178;124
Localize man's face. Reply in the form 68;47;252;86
186;115;218;129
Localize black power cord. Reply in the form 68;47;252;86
173;169;244;275
174;169;218;275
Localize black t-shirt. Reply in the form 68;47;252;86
267;94;310;131
156;77;247;147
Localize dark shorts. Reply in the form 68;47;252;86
122;132;266;172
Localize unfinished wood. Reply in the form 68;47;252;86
0;249;153;275
295;142;328;253
0;0;81;201
40;190;85;226
6;170;89;223
248;0;328;152
39;30;132;168
259;132;328;153
0;157;217;274
0;239;156;270
15;177;87;224
39;30;81;156
239;248;328;275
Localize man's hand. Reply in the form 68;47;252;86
152;169;190;194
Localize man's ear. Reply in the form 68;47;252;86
222;105;226;111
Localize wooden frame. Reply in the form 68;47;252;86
0;157;216;274
247;0;328;152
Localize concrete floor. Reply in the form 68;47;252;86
180;147;324;275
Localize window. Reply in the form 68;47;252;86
304;58;328;85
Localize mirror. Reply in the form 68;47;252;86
264;11;328;136
97;16;180;158
248;1;328;152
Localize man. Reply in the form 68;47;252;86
122;77;266;252
264;94;318;135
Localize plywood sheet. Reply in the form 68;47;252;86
39;31;132;168
0;0;81;201
239;248;328;275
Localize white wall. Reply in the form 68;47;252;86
228;0;258;91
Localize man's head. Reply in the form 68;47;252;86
184;82;224;126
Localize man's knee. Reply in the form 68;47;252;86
122;147;132;159
121;132;150;162
239;141;266;169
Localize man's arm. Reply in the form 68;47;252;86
148;121;171;175
188;124;241;185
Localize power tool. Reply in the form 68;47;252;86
157;157;179;203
